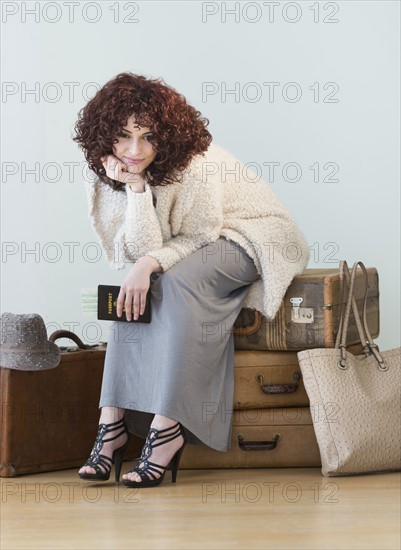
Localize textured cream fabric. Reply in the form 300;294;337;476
297;347;401;476
85;142;310;320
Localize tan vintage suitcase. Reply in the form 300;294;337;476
176;345;363;469
234;350;308;410
233;344;363;410
234;267;379;351
0;330;142;477
179;407;321;469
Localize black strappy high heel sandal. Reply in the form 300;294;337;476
122;421;187;488
78;417;130;482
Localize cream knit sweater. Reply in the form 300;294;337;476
85;142;310;320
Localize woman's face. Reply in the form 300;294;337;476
112;114;156;175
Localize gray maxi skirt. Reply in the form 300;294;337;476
99;237;261;452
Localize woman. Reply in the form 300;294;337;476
73;72;310;488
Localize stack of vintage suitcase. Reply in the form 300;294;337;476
0;266;379;477
178;266;379;469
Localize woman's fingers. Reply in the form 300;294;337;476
131;293;140;321
130;291;148;320
126;292;144;321
116;289;125;318
139;291;147;317
116;288;148;321
101;154;144;187
108;156;122;181
101;154;121;180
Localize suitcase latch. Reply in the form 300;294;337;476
289;297;314;323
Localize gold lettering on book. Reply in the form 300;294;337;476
112;298;127;314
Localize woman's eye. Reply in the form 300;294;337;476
117;133;152;140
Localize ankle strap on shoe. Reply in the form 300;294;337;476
148;421;182;448
103;418;125;428
97;417;127;444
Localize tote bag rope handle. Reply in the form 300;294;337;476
335;261;385;370
339;261;378;352
335;260;371;353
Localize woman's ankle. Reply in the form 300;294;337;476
99;406;124;425
151;414;179;430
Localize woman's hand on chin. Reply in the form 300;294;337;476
101;154;146;192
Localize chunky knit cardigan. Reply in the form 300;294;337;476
85;142;310;320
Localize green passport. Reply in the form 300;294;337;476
97;285;151;323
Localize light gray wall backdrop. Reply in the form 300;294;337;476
1;0;400;349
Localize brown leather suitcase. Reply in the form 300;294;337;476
233;344;363;410
179;407;321;469
234;350;308;410
234;266;379;351
0;331;142;477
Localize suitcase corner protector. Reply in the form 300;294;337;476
0;463;17;477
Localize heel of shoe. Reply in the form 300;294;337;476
170;443;186;483
122;421;187;488
114;439;130;483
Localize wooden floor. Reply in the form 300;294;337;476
1;466;400;549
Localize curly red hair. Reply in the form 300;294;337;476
73;72;212;191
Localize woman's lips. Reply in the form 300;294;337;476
123;157;143;164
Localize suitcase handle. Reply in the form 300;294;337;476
49;330;99;350
233;310;262;336
236;433;280;451
257;372;301;394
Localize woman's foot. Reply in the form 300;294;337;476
79;406;128;477
122;414;185;484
